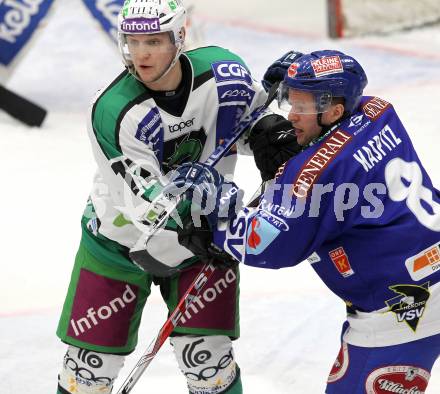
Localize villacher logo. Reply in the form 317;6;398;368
365;365;430;394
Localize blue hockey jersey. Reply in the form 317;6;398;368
214;96;440;347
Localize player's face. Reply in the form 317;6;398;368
286;89;324;146
126;33;177;84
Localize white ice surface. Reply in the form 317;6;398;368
0;1;439;393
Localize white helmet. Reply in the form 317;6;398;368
117;0;187;80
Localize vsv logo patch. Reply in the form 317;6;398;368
0;0;54;67
385;283;430;332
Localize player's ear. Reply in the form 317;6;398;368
328;103;345;123
180;26;186;42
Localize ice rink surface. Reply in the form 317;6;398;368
1;1;439;392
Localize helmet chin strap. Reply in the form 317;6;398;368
317;113;324;128
316;113;331;138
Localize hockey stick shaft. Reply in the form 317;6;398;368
0;84;47;127
116;261;216;394
196;81;280;168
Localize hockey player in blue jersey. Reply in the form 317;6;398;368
174;50;440;393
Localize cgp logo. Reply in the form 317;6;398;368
212;61;253;85
0;0;54;67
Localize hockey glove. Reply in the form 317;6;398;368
249;114;303;181
177;215;238;269
165;162;244;228
262;50;304;92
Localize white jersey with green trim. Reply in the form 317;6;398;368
84;46;268;267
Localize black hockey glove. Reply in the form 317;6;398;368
249;114;303;181
262;50;304;92
177;216;238;269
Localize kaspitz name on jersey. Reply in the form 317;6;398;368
353;124;402;172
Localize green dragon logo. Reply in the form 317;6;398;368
163;128;206;172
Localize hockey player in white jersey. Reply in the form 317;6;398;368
55;1;301;393
175;50;440;393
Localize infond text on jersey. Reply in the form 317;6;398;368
70;284;137;336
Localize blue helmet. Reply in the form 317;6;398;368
281;50;368;114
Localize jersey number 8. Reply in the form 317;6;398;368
385;158;440;232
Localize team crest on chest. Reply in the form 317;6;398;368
162;128;207;172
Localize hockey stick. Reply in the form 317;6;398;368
129;82;281;275
0;84;47;127
116;83;280;392
116;261;216;394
